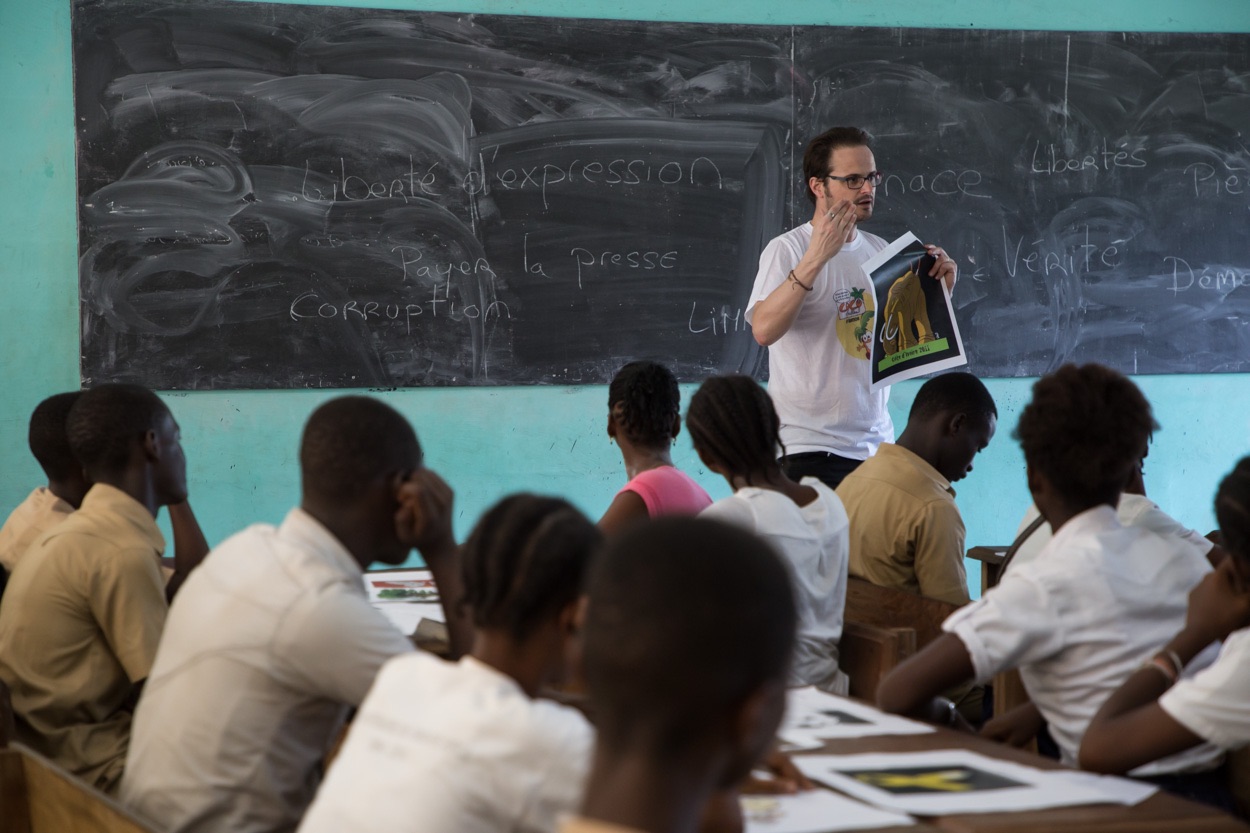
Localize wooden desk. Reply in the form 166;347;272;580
799;722;1247;833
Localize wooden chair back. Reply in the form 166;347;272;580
0;744;160;833
843;577;961;649
840;620;917;701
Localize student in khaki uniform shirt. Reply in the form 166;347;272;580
836;372;998;607
562;517;796;833
0;392;89;574
0;384;190;793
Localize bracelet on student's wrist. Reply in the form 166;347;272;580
1142;655;1179;686
787;270;814;292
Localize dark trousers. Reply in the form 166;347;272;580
1136;764;1239;817
780;451;864;490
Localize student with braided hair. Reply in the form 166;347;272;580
298;494;602;833
1082;457;1250;781
687;374;851;694
599;361;711;534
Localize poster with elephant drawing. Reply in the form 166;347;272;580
865;232;967;391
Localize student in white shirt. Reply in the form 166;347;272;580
121;397;466;833
298;494;602;833
1082;457;1250;780
686;374;850;694
876;364;1225;791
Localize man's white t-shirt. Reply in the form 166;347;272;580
701;478;850;693
747;224;892;460
298;652;594;833
943;505;1222;774
1009;493;1213;573
1160;627;1250;750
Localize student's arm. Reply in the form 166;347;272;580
750;202;856;346
598;490;649;536
164;501;210;602
395;468;472;659
980;701;1045;748
875;633;976;722
881;572;1062;725
1081;561;1250;773
913;504;971;606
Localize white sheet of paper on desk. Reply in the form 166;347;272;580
1048;770;1157;805
742;789;914;833
364;570;445;636
794;749;1117;815
779;687;935;746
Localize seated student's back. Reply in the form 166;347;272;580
686;374;850;694
599;361;711;533
121;397;464;833
0;384;186;793
837;372;997;607
299;495;601;833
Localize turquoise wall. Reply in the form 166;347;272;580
3;0;1248;591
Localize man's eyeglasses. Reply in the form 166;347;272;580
824;171;884;189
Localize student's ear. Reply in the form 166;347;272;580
945;411;966;437
607;412;617;440
141;428;160;462
723;678;787;788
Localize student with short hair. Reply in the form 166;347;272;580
298;494;602;833
687;374;850;694
563;517;797;833
0;392;87;573
876;364;1223;783
0;390;210;599
0;384;189;792
837;371;997;607
599;361;711;534
1081;457;1250;775
121;396;465;833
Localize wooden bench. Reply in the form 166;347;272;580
0;744;160;833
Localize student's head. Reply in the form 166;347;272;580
686;374;781;482
583;517;796;787
607;361;681;451
804;126;876;218
299;396;422;565
66;384;186;504
28;391;89;507
460;493;601;652
1015;364;1157;514
1216;457;1250;581
904;372;997;483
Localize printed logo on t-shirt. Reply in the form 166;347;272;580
833;286;874;360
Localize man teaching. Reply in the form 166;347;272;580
747;127;958;488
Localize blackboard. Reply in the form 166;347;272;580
72;1;1250;389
